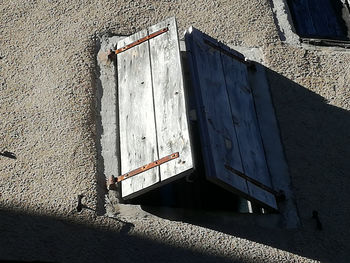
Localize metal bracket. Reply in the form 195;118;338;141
110;27;169;57
301;37;350;49
107;152;179;188
203;39;252;66
224;164;285;201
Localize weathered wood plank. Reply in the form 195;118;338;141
220;44;277;209
185;27;247;194
220;51;271;187
149;17;193;181
185;27;279;209
117;29;159;198
247;181;277;208
249;64;295;221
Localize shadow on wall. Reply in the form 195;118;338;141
135;65;350;263
0;151;16;159
264;67;350;261
0;209;268;263
91;42;350;260
3;66;349;262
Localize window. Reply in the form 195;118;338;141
286;0;350;47
101;18;291;211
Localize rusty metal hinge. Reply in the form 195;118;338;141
110;27;168;57
203;39;255;69
107;152;179;189
224;164;285;201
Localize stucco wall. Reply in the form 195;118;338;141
1;0;349;262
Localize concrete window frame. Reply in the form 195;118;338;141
97;34;300;228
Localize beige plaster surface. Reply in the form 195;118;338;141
1;0;350;262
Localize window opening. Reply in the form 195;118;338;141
99;18;297;220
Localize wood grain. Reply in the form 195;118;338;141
220;50;272;188
186;27;278;209
220;44;277;209
117;29;159;198
117;18;194;199
149;17;193;181
185;28;247;194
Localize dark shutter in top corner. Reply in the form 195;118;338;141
287;0;350;41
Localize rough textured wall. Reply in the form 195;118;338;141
1;0;349;262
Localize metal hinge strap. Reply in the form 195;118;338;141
117;152;179;182
107;152;179;188
224;164;284;199
114;27;169;55
204;39;251;66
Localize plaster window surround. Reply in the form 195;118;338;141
98;18;300;227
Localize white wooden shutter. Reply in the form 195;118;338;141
185;27;278;209
117;18;194;199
